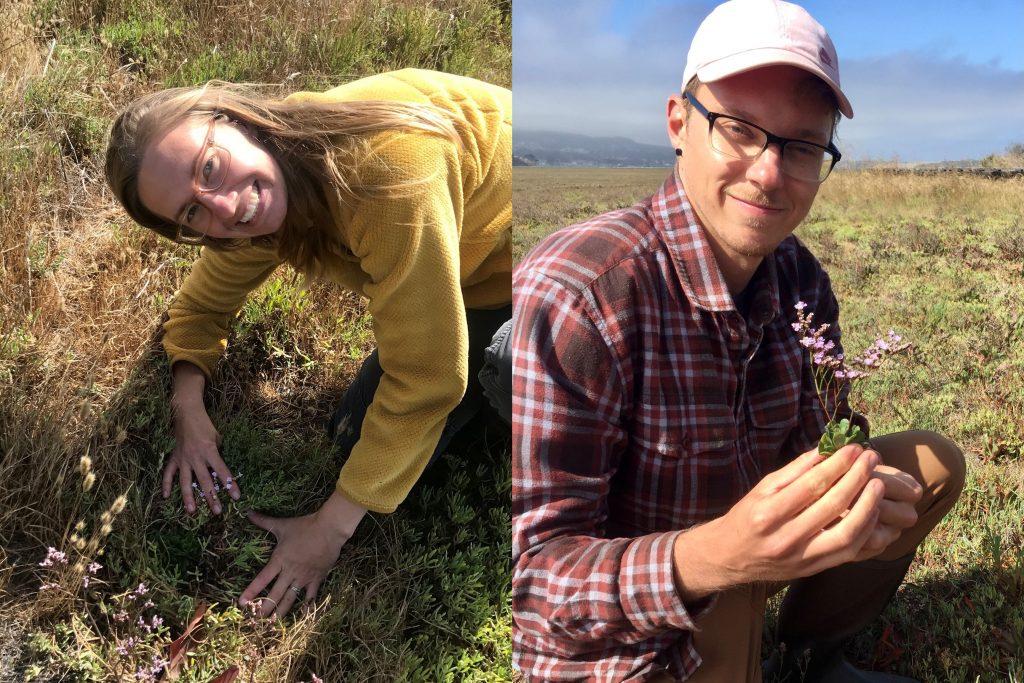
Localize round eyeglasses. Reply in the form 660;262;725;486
175;114;233;244
684;92;841;183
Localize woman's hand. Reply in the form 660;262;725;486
166;363;240;515
239;490;369;618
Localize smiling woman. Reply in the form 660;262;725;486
136;113;289;242
104;68;512;619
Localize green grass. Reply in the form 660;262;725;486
513;167;1024;682
1;0;510;680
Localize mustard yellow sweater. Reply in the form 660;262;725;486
162;69;511;513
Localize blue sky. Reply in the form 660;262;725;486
514;0;1024;162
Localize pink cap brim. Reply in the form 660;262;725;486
696;48;854;118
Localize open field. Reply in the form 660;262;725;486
513;167;1024;682
1;1;510;681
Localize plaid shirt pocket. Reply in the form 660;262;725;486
614;400;738;532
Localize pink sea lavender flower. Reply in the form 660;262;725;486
116;636;138;657
139;614;164;634
113;610;129;623
88;562;102;574
149;654;168;679
39;547;68;568
790;301;911;455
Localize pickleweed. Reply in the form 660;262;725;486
791;302;911;456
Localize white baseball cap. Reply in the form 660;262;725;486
682;0;854;118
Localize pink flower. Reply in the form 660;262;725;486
39;547;68;568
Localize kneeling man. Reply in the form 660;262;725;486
511;1;965;681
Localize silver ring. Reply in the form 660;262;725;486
289;584;303;597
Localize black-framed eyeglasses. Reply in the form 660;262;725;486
175;114;233;244
684;92;841;183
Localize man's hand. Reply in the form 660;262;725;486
860;463;922;556
672;443;918;601
239;490;369;618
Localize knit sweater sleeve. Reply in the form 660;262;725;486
334;131;468;513
163;243;284;377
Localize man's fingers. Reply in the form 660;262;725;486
764;447;825;492
860;521;903;558
872;465;923;504
805;477;884;566
877;498;918;531
768;445;864;522
792;449;879;541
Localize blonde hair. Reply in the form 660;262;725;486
105;80;460;274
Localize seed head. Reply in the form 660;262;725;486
110;495;127;515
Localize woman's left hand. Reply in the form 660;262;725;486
239;490;368;618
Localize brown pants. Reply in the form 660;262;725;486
651;430;966;683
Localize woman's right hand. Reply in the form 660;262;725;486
166;362;240;515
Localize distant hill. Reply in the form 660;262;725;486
514;130;673;167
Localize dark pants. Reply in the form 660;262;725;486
328;305;513;464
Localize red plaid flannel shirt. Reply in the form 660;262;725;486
512;171;853;681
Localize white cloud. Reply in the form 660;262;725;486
840;54;1024;161
514;2;1024;162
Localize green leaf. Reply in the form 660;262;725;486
818;419;868;456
